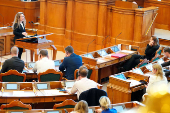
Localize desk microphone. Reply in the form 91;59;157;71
0;13;4;27
101;36;109;57
114;32;122;45
87;39;95;57
31;21;37;36
29;21;34;36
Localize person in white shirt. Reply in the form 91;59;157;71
33;49;55;74
70;65;98;99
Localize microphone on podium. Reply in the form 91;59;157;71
87;39;95;57
31;21;37;36
29;21;34;36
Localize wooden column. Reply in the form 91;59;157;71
133;7;158;54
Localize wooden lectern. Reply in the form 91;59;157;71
115;1;138;8
15;34;57;61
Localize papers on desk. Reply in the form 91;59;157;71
97;59;106;63
127;80;141;87
44;90;67;95
121;50;134;54
13;91;35;96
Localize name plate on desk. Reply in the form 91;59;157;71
5;83;20;90
35;83;50;90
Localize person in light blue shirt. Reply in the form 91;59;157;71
96;96;117;113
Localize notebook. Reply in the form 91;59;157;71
111;53;127;58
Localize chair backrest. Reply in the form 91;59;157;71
1;100;32;110
151;54;160;62
38;69;63;82
136;59;149;68
74;64;93;79
79;88;107;106
0;70;26;82
53;99;77;109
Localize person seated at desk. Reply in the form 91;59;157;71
96;96;117;113
161;47;170;76
123;36;159;71
146;63;167;94
59;46;82;80
71;100;89;113
33;49;55;74
70;66;98;99
1;46;24;73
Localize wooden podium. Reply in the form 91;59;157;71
115;1;138;8
15;34;57;61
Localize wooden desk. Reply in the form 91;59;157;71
15;38;57;61
0;82;77;104
107;71;149;104
81;45;138;83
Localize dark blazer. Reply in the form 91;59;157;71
59;53;82;80
144;44;159;61
1;57;25;73
161;61;170;67
79;88;107;106
13;23;25;43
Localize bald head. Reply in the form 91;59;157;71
11;46;19;56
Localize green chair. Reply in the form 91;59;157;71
74;64;93;79
38;69;63;82
0;70;26;82
1;100;32;110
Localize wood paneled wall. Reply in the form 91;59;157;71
144;0;170;30
39;0;158;55
0;0;40;28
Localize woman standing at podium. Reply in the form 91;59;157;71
12;12;27;59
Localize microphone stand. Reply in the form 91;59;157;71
101;36;109;57
31;21;37;36
29;21;34;36
87;39;95;57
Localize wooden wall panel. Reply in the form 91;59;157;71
39;0;157;55
110;7;135;45
144;0;170;30
0;0;40;28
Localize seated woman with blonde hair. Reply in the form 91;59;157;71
72;100;88;113
96;96;117;113
146;63;167;93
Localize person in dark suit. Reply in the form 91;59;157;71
123;36;160;71
1;46;25;73
12;12;27;59
161;47;170;77
59;46;82;80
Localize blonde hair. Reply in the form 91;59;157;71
99;96;111;110
74;100;88;113
152;63;163;79
12;12;26;30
